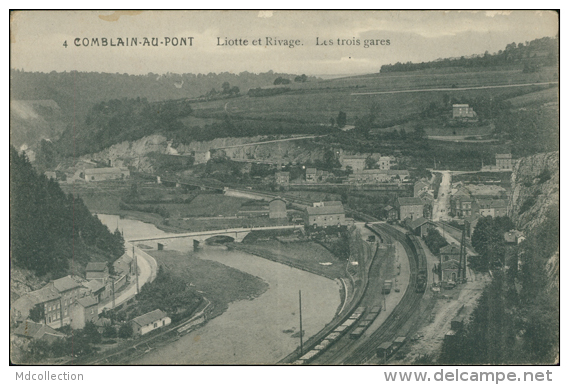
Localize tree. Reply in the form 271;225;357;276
424;228;448;255
102;324;117;338
336;111;347;128
118;323;133;339
29;303;45;323
471;216;514;270
221;81;231;94
82;321;102;344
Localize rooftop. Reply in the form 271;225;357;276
53;275;83;293
84;167;129;175
398;197;424;206
75;296;98;308
131;309;168;327
86;262;108;272
440;244;461;255
306;205;345;216
409;217;431;229
466;184;506;197
13;320;66;340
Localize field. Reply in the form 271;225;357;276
505;86;559;108
184;194;249;217
234;239;347;280
191;68;556;127
148;250;268;317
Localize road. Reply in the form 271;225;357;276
98;245;156;313
432;171;452;222
351;81;558;96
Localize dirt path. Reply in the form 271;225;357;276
397;272;488;363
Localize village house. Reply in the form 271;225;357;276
452;104;477;119
83;167;130;182
131;309;171;337
85;262;110;284
83;280;106;303
477;199;508;218
414;180;431;197
441;259;461;282
11;285;61;326
450;188;474;218
268;198;287;219
275;171;290;185
378;156;392;170
69;296;99;330
305;167;317;183
53;275;90;325
13;320;66;343
397;197;424;221
383;205;398;221
304;201;346;228
495;153;513;170
418;190;435;218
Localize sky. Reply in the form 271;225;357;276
10;10;559;76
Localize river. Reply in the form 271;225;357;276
97;214;341;364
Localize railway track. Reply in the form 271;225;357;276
340;223;427;364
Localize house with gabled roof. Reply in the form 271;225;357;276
397;197;424;221
13;320;66;343
304;201;346;228
69;296;99;330
131;309;171;336
86;262;109;284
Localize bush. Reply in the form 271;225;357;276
118;323;133;339
103;324;117;338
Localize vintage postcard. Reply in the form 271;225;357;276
10;10;559;369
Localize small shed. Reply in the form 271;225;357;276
131;309;171;336
409;217;434;237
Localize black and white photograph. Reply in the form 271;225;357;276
9;10;559;369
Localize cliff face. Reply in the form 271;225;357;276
509;151;559;291
84;134;326;173
509;151;559;232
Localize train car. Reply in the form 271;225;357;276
376;341;393;360
314;339;333;351
342;318;357;328
364;312;378;322
333;324;349;334
349;326;367;339
349;312;364;321
298;349;320;364
359;320;372;328
354;306;367;315
325;331;342;342
382;280;393;294
370;306;382;315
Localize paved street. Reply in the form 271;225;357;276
432;171;452;222
98;246;155;313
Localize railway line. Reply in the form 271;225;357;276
297;222;428;364
341;223;427;364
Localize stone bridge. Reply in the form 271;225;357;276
128;224;302;249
